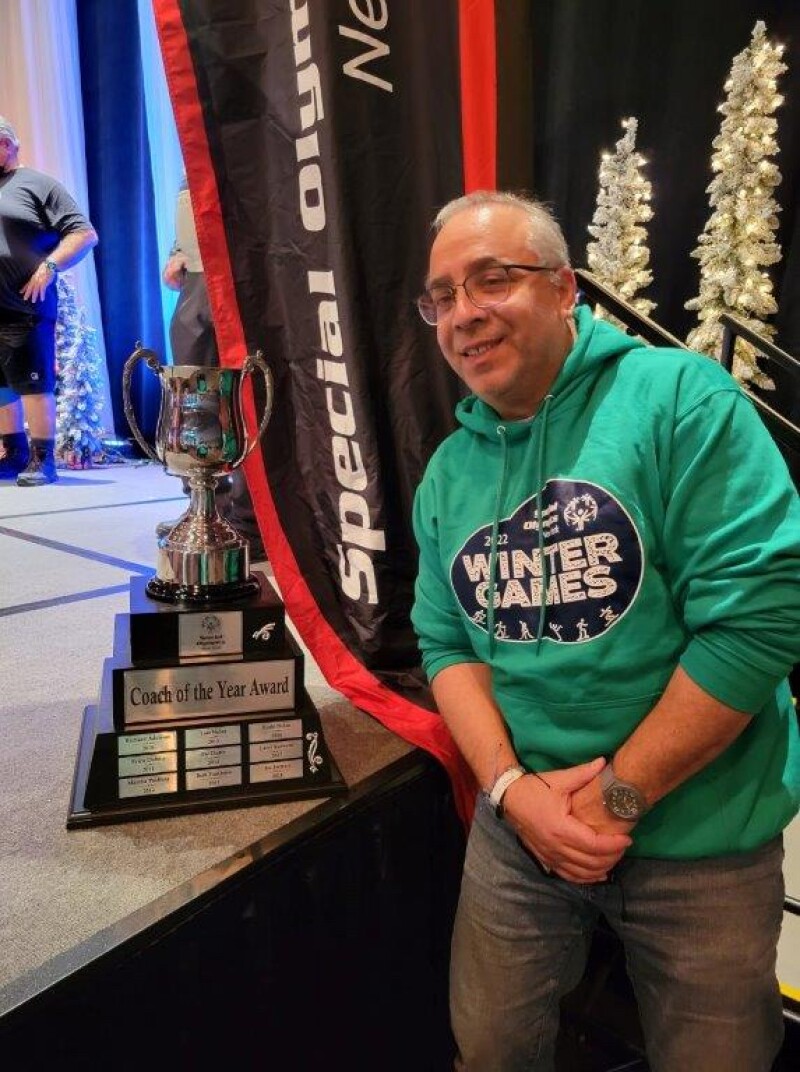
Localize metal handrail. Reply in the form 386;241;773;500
575;276;800;447
719;313;800;377
574;269;687;350
717;313;800;451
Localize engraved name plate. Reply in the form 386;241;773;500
249;718;302;743
123;659;296;723
185;725;242;749
186;766;242;791
118;731;177;756
119;773;178;798
118;752;179;778
250;739;303;763
179;611;243;659
185;745;242;770
250;758;304;783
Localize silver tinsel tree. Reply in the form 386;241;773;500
685;21;787;386
55;274;105;463
586;116;655;325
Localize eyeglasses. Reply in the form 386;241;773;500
416;263;551;325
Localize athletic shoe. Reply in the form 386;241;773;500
16;451;58;486
0;452;29;479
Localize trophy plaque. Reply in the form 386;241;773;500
67;350;345;827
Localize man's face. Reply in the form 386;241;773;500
0;137;16;171
426;204;576;419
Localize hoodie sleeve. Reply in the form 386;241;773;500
663;385;800;713
412;468;482;683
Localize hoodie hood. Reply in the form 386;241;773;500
455;304;646;441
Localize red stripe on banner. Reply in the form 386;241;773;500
153;0;475;824
152;1;244;369
458;0;497;191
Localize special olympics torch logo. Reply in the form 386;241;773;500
564;494;598;532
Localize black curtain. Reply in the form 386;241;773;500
77;0;167;441
529;0;800;407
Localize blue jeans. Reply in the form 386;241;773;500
451;795;785;1072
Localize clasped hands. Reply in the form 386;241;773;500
502;756;634;884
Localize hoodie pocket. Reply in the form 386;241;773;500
494;685;664;767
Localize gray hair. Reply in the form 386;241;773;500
0;116;20;149
433;190;571;268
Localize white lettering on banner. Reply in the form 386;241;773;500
290;2;326;232
339;0;393;95
289;13;386;605
311;272;385;605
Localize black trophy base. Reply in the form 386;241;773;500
145;574;261;605
129;572;285;665
67;693;346;829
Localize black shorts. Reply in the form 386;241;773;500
0;315;56;395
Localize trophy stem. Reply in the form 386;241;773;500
148;471;258;604
188;475;221;520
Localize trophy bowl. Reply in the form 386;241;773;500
123;346;273;604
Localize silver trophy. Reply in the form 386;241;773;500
122;345;273;604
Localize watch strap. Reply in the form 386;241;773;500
599;764;615;793
488;764;526;818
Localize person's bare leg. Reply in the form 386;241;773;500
16;393;57;486
0;396;30;477
20;392;55;438
0;395;24;435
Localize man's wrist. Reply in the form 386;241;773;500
487;764;526;818
599;761;649;821
43;259;58;275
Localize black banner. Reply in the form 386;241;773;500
155;0;481;810
184;0;462;663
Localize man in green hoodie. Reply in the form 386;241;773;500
412;190;800;1072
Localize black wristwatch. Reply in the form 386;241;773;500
600;763;649;821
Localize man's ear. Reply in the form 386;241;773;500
550;266;578;318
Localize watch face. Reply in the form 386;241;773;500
607;785;643;820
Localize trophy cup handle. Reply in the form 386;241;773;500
237;350;274;462
122;344;163;463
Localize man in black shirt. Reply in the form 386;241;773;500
0;117;98;485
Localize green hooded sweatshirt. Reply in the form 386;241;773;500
413;304;800;858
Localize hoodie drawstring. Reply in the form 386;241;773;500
486;425;509;659
534;395;554;651
486;394;554;658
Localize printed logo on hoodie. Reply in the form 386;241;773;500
450;479;644;644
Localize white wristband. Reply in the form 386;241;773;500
488;764;526;818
